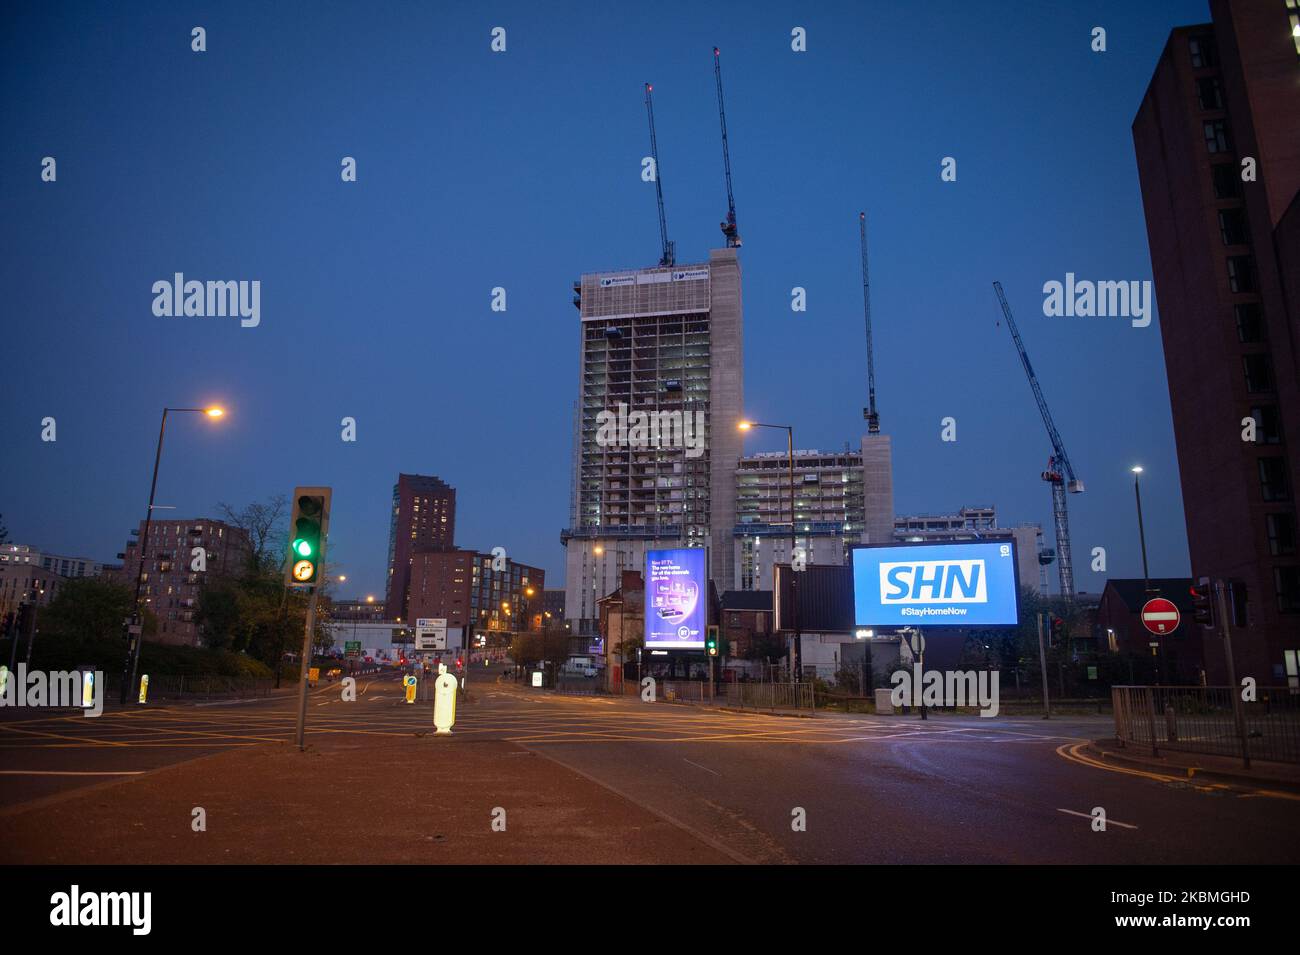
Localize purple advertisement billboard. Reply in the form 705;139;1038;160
645;548;706;649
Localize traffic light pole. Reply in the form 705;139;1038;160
295;585;320;751
1036;613;1051;720
1215;579;1250;769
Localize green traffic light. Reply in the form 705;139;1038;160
293;538;313;557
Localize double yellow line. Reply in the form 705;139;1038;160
1056;741;1300;802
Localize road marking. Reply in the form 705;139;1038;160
1056;807;1138;829
682;758;720;776
0;770;145;776
1055;741;1300;802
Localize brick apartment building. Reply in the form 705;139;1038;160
117;518;250;645
406;548;544;636
1132;0;1300;683
385;473;456;621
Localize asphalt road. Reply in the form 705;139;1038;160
3;669;1298;863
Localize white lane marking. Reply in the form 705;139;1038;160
1056;808;1138;829
0;770;146;776
682;758;721;777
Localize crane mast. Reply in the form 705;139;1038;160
713;47;740;248
644;83;674;267
993;281;1084;602
860;212;879;434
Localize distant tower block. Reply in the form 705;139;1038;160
860;433;895;545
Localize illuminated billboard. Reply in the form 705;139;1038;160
851;539;1021;628
645;548;707;649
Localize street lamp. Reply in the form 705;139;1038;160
122;405;226;704
1131;466;1152;594
738;419;802;681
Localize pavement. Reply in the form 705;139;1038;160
2;669;1299;864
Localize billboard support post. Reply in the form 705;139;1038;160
1036;612;1051;720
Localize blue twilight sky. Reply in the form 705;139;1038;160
0;0;1209;601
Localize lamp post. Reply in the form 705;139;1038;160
1132;465;1165;684
122;405;225;704
1131;466;1152;595
739;420;801;681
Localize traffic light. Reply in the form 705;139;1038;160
284;487;332;586
706;625;719;657
1048;616;1064;648
1190;577;1215;628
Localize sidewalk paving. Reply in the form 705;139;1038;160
1086;737;1300;792
0;733;734;864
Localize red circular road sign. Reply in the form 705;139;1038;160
1141;597;1181;636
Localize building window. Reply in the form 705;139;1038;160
1250;405;1283;444
1276;566;1300;613
1203;120;1231;153
1218;208;1248;245
1196;76;1223;110
1189;35;1218;68
1227;255;1255;293
1267;513;1297;556
1235;303;1264;342
1211;163;1240;199
1260;457;1291;502
1243;353;1274;393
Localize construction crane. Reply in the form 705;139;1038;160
860;212;879;434
713;47;741;248
644;83;675;267
993;281;1084;602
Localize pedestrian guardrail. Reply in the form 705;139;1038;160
1112;685;1300;766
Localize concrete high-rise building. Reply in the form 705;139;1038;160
734;447;866;591
1132;0;1300;683
0;543;104;580
562;249;744;633
385;473;456;622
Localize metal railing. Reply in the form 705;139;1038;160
1112;685;1300;766
729;681;814;712
129;674;277;701
552;675;814;712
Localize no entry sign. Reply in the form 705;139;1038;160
1141;597;1180;635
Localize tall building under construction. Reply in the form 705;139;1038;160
561;249;744;634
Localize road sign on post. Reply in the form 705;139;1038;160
415;618;447;651
344;641;361;658
1141;597;1180;636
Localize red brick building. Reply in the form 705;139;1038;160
407;548;544;636
385;473;456;621
1132;0;1300;684
118;518;250;646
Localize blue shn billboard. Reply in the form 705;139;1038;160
645;548;706;649
851;539;1021;628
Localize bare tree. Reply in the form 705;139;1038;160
217;494;288;575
